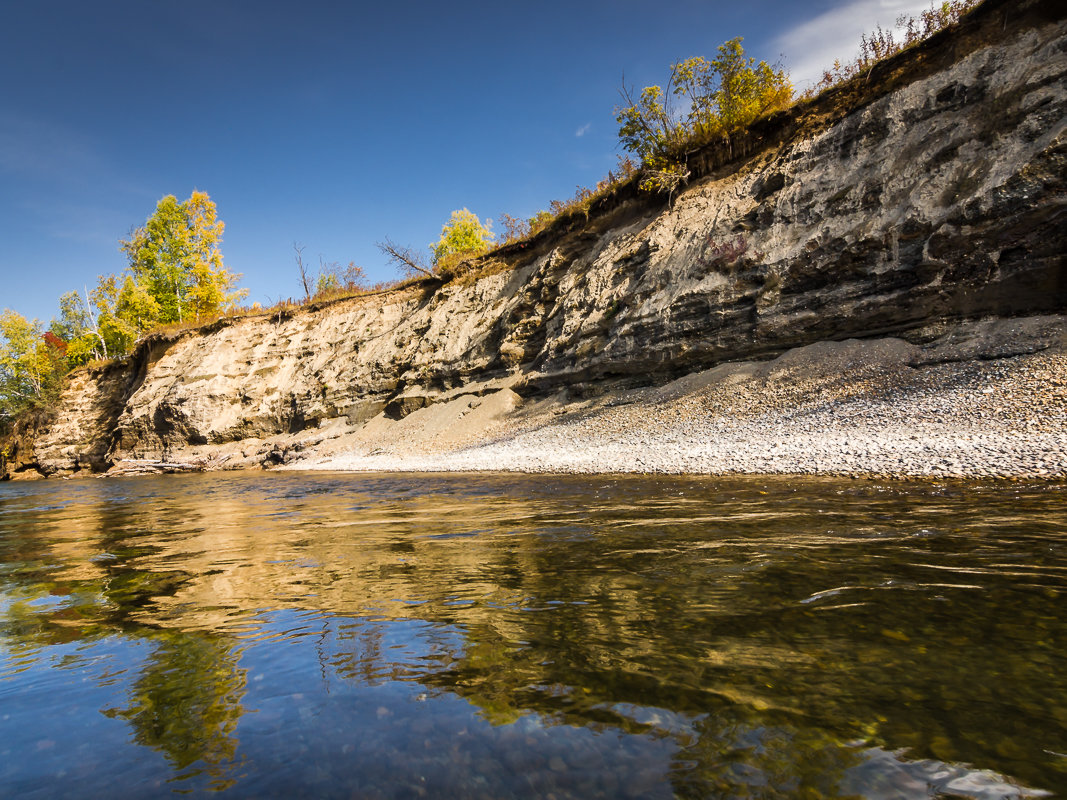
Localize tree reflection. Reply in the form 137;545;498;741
3;472;1065;796
104;631;247;788
0;484;248;790
670;710;864;799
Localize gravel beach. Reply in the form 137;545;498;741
301;317;1067;479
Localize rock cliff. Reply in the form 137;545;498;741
3;0;1065;480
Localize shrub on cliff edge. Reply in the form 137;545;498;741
431;209;495;276
616;37;792;194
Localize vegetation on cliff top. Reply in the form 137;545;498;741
616;37;793;195
49;191;246;368
612;0;981;197
377;208;497;281
0;311;66;425
1;192;246;428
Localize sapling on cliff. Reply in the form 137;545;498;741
430;209;495;277
617;37;792;194
378;209;495;281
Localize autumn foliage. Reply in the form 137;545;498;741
616;38;792;193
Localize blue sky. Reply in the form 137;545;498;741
1;0;935;323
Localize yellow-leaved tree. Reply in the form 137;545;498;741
378;208;496;281
0;310;67;423
431;209;495;275
120;191;246;326
616;37;791;193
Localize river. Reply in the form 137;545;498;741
1;472;1064;798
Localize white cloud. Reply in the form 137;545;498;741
575;122;591;138
773;0;939;89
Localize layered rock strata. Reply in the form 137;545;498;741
3;0;1064;480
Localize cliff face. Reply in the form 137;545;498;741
4;0;1065;479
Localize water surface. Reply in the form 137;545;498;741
1;472;1064;798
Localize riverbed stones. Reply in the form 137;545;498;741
306;316;1067;479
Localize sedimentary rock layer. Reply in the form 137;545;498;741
3;0;1064;479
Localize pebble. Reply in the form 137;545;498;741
307;346;1067;479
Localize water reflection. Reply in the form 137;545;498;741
0;472;1064;798
103;632;247;789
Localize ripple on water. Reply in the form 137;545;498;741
0;471;1063;798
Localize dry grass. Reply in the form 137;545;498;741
128;277;427;347
800;0;982;99
485;2;984;262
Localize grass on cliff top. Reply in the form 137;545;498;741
141;275;429;338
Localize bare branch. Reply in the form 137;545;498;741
664;63;680;140
293;242;312;302
376;238;435;279
618;78;657;146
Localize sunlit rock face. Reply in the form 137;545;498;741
8;0;1066;478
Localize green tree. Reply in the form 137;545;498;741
59;275;144;365
50;290;92;343
379;210;495;281
51;289;113;366
109;274;155;348
120;191;246;326
0;310;66;422
107;631;247;782
430;209;495;269
617;37;791;192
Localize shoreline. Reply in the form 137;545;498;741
8;316;1063;483
5;5;1065;488
293;317;1067;481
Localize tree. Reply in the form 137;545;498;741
31;191;245;373
111;274;157;346
431;209;495;268
52;289;112;366
617;38;792;192
64;274;143;363
377;237;435;279
0;310;66;422
379;209;495;282
50;290;93;343
294;242;314;301
121;191;246;326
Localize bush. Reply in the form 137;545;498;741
617;37;792;193
498;213;530;245
431;209;495;267
804;0;981;97
528;210;555;236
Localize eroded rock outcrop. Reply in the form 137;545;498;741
4;0;1064;479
